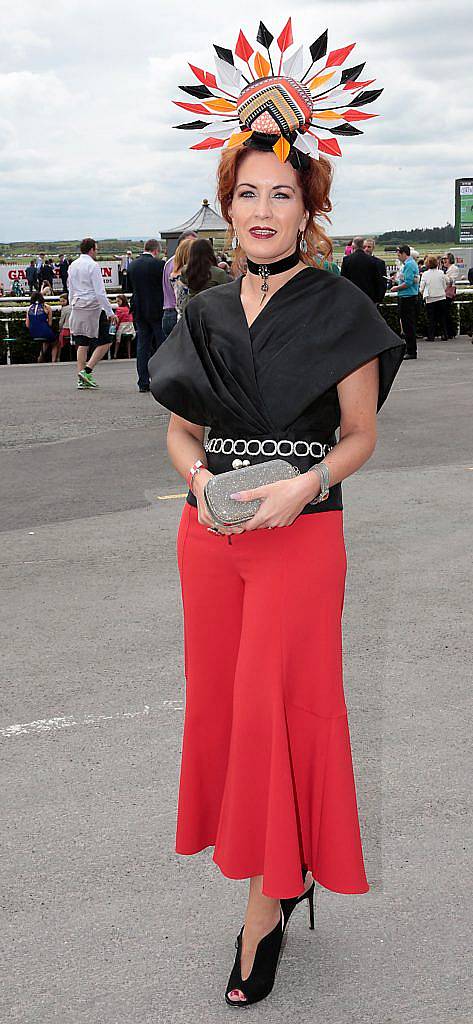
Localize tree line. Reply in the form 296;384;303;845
376;223;455;243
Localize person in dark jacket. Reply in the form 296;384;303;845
59;254;70;291
127;238;164;391
341;236;385;304
363;238;387;303
26;260;38;294
39;260;55;288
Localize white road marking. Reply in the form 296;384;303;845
0;702;184;739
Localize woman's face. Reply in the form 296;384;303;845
228;149;308;264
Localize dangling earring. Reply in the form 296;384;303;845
299;230;308;254
231;228;239;250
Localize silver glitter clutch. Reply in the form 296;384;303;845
203;459;300;526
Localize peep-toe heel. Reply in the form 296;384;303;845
280;866;317;932
225;910;284;1008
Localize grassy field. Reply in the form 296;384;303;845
0;238;458;263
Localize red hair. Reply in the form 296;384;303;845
216;145;333;272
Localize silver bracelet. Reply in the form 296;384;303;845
308;462;330;504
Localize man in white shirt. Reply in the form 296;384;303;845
68;237;116;389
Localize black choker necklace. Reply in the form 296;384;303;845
247;249;301;304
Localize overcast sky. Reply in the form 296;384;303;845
1;0;471;241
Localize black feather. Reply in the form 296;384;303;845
179;85;214;99
349;88;383;107
330;123;363;136
256;21;274;48
340;62;365;85
173;120;211;130
213;44;234;66
309;30;328;62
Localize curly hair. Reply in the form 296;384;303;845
216;146;333;273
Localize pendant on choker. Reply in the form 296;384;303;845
246;249;300;304
258;265;270;304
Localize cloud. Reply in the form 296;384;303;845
0;0;471;240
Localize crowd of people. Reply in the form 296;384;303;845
340;237;463;359
16;231;469;379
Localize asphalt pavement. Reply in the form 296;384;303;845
1;340;472;1024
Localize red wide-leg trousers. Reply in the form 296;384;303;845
175;502;369;899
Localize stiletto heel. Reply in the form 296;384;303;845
225;911;284;1007
308;884;315;929
280;866;317;933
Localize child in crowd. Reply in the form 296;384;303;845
113;293;135;358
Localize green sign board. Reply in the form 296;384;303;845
455;178;473;244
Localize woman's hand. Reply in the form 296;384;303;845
230;472;320;531
192;470;246;534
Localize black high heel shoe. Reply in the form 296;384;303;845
225;910;284;1008
280;865;316;932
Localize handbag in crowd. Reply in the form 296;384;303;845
445;283;456;299
203;460;300;526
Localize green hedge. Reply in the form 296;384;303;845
1;297;472;365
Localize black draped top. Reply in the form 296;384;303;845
148;266;405;514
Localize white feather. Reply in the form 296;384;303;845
214;56;242;93
282;45;304;79
293;132;320;159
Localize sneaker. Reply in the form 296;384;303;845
77;378;88;389
78;368;98;387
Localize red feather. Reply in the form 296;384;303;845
190;137;226;150
235;29;254;62
277;17;293;52
343;109;378;121
325;44;355;68
189;63;217;88
343;79;375;91
316;136;342;157
174;101;213;115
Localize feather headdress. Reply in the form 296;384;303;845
173;17;382;167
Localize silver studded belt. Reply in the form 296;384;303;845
204;437;334;459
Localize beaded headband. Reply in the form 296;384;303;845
173;16;382;167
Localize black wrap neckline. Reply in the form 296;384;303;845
236;265;316;333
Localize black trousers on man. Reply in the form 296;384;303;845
135;318;164;390
398;296;418;357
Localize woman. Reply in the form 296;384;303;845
344;238;354;256
149;20;404;1009
169;237;195;319
179;238;228;312
317;253;341;276
113;293;135;358
419;255;448;341
57;293;71;353
26;290;58;363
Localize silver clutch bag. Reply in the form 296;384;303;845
203;459;300;526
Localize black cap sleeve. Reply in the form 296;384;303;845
323;278;405;412
148;303;212;425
